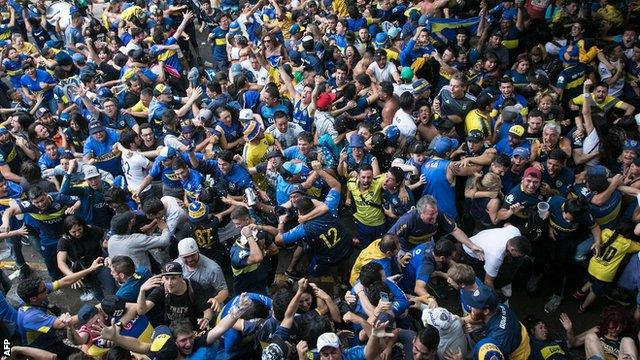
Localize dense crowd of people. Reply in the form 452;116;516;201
2;0;640;358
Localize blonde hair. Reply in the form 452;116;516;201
447;263;476;286
468;172;502;192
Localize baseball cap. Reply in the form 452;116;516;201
161;262;183;276
89;121;106;135
101;295;126;318
316;92;337;110
289;184;306;196
83;165;100;180
385;125;400;144
431;136;459;156
512;147;530;159
180;120;195;134
624;139;639;151
289;23;304;35
243;120;262;141
421;307;454;333
508;125;525;138
266;150;283;160
587;165;609;178
283;161;304;175
349;134;365;148
157;147;177;161
154;84;172;96
199;109;213;123
316;332;340;351
178;237;199;257
230;64;243;77
229;21;240;33
413;79;431;95
77;304;98;325
239;108;254;121
467;130;485;143
409;142;426;154
69;5;79;14
150;326;178;360
262;336;290;360
375;32;388;47
461;285;499;310
72;52;86;64
387;26;401;39
188;201;208;222
35;107;50;119
97;87;113;99
476;93;494;109
400;67;414;81
0;127;8;135
530;73;549;88
502;106;521;122
523;166;541;179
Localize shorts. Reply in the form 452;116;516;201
589;276;610;296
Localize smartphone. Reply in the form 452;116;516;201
379;292;389;303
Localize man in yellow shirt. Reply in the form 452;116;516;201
464;93;494;136
569;81;635;116
346;164;386;247
242;118;278;190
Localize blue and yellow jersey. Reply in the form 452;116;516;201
569;183;622;229
589;228;640;282
347;174;385;227
17;281;61;348
556;64;586;101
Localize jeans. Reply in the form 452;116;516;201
84;265;118;301
6;236;27;269
40;241;61;280
355;220;387;248
575;235;595;262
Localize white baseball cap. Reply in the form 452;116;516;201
178;237;198;257
239;108;254;121
316;333;340;351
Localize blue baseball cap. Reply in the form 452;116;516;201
624;139;639;151
512;147;530;159
559;44;579;64
150;325;178;360
374;32;388;47
385;125;400;144
431;136;459;156
283;161;303;175
289;184;306;196
97;87;113;99
349;134;366;148
157;147;177;161
462;284;499;310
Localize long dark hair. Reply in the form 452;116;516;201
599;219;636;255
64;215;87;238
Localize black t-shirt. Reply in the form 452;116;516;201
56;226;105;269
147;280;210;327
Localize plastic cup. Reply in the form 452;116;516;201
537;201;550;219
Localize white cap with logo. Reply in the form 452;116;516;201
316;333;340;351
178;237;199;257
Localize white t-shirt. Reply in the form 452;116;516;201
598;61;624;98
161;196;188;235
392;108;417;138
393;83;414;97
121;152;151;192
582;128;600;166
367;61;398;83
463;225;521;278
241;60;269;85
266;122;304;148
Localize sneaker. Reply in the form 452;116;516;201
544;295;563;313
526;274;543;292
